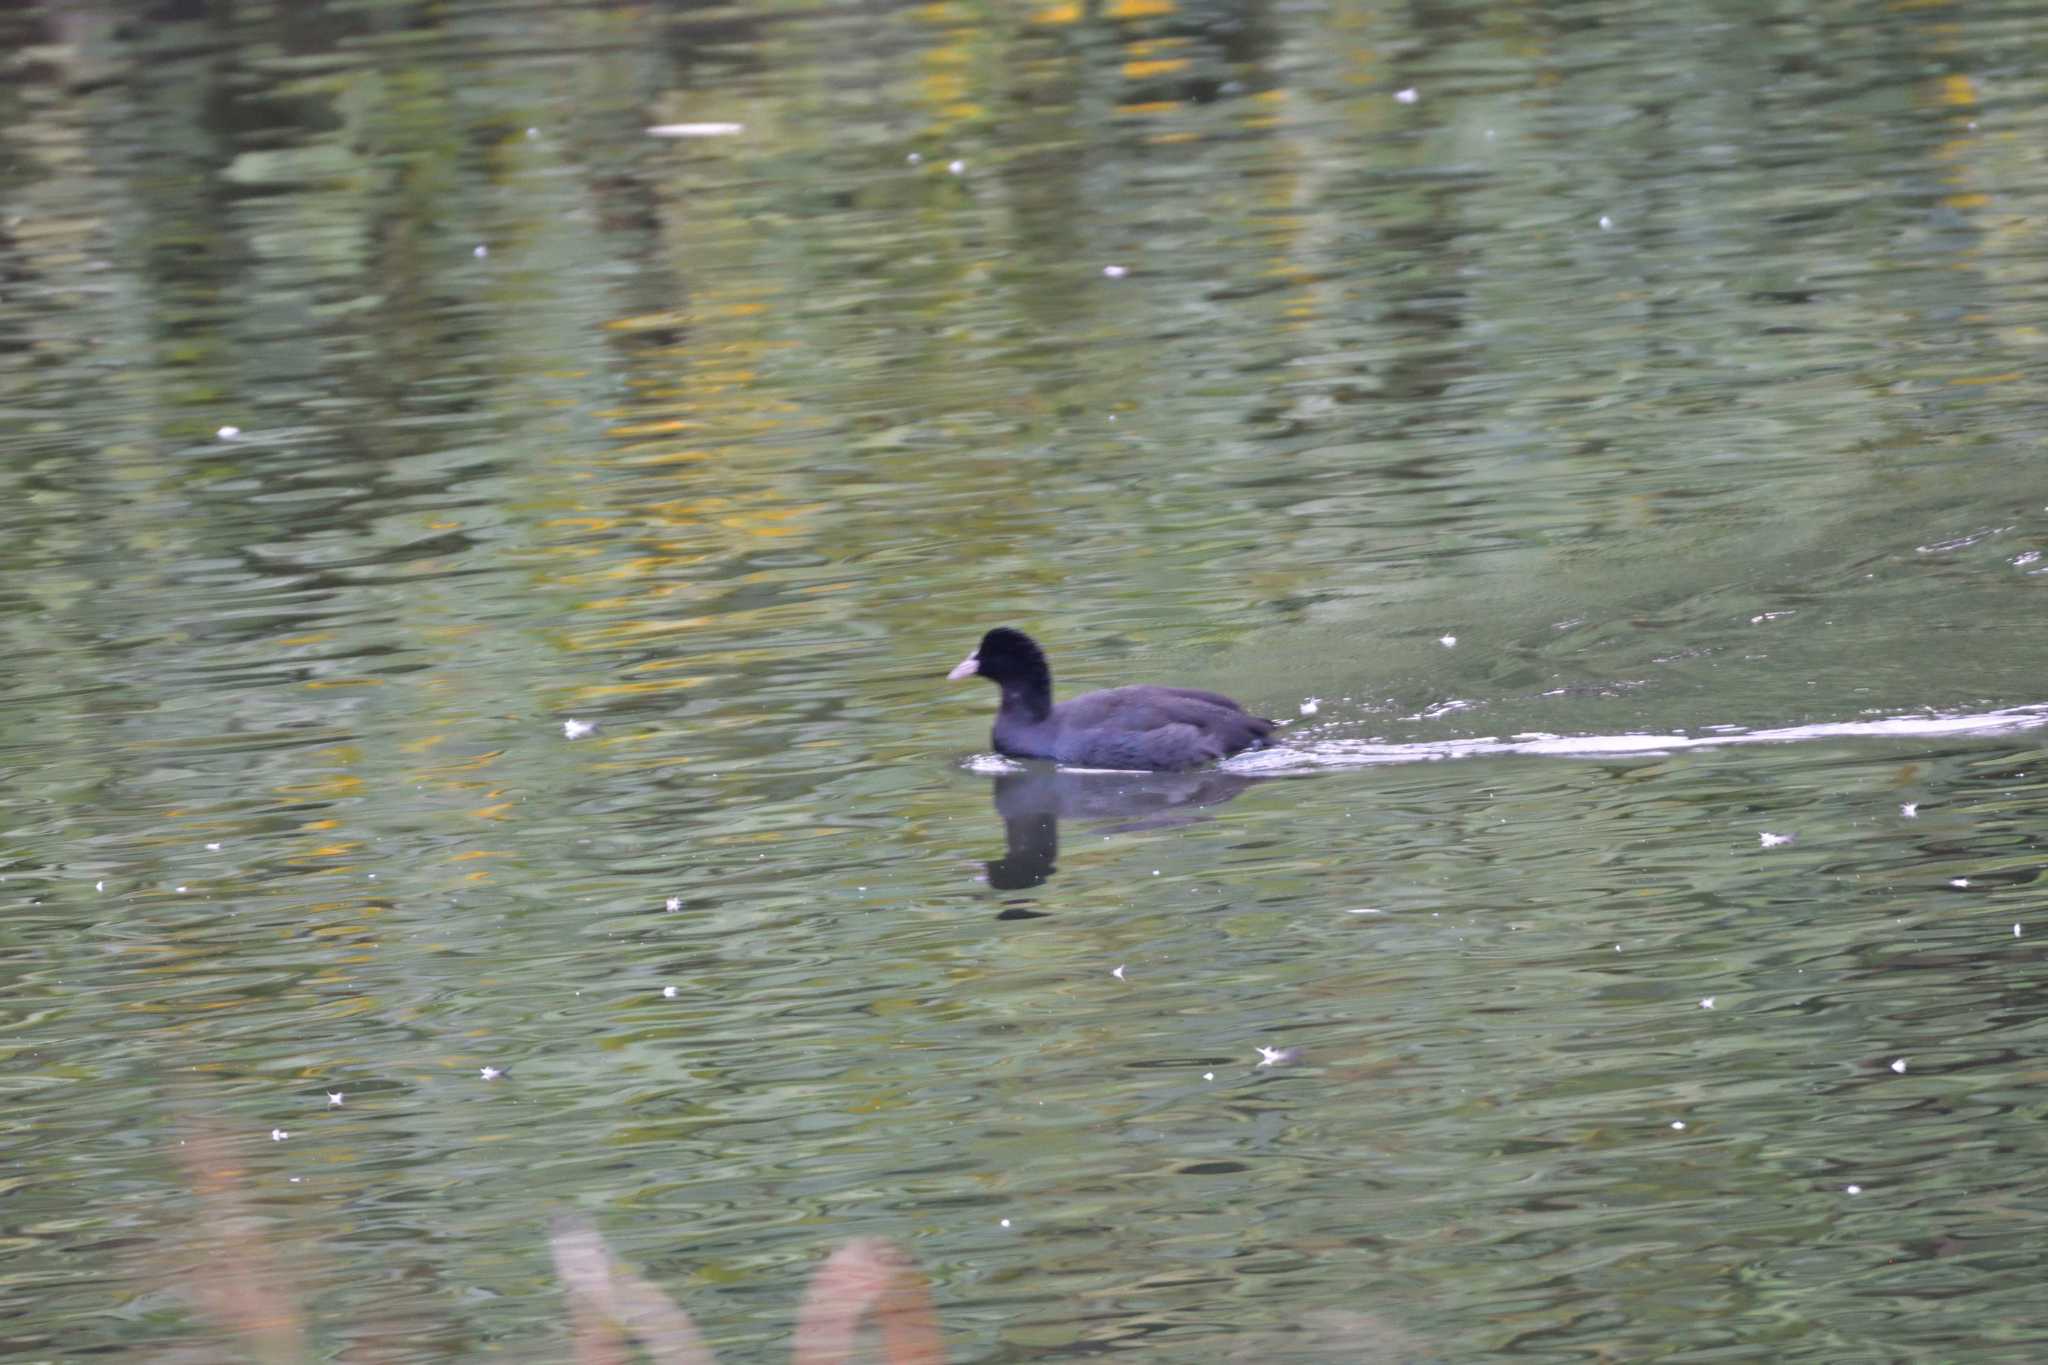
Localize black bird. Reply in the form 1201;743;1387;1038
948;627;1275;770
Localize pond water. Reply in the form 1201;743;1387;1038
4;1;2048;1360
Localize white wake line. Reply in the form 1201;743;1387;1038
1229;704;2048;772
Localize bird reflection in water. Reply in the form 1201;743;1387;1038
981;764;1266;900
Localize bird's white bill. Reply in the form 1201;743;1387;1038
947;655;979;680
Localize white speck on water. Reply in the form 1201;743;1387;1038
2014;551;2040;567
526;127;538;138
906;152;922;164
1484;128;1496;139
665;896;682;912
1901;802;1918;818
1151;869;1160;876
1598;214;1614;229
1394;87;1418;104
1439;635;1457;647
1346;907;1383;915
480;1066;503;1081
1256;1045;1299;1067
473;244;488;258
1891;1058;1907;1074
1102;264;1127;278
95;881;104;892
328;1092;344;1106
289;1176;302;1183
1300;697;1321;715
216;425;240;439
1670;1120;1685;1130
2015;923;2023;937
948;159;965;175
563;718;596;739
1203;1071;1215;1081
999;1218;1011;1228
647;122;744;138
663;985;678;998
271;1129;288;1141
1700;997;1715;1009
1951;878;1971;888
176;886;188;894
1846;1184;1862;1195
1760;832;1794;848
205;842;221;851
1112;964;1125;979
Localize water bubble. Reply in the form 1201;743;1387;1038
1394;87;1418;104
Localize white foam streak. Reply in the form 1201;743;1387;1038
1228;704;2048;773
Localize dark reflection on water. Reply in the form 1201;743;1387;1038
981;764;1269;891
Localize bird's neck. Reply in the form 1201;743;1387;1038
1001;675;1053;722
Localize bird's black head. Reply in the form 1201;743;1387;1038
948;628;1053;705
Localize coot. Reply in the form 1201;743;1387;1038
948;627;1275;770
